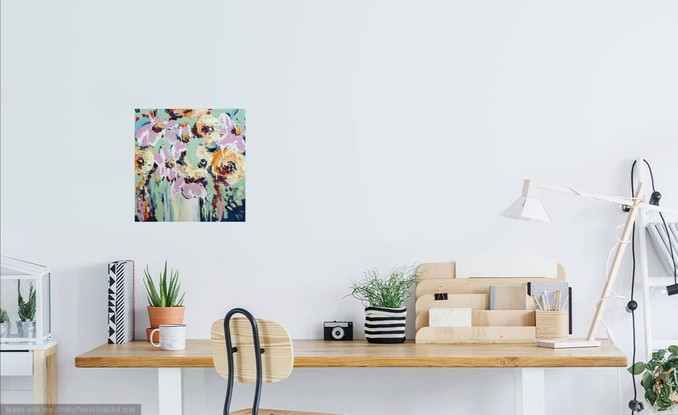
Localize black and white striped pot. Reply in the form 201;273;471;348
364;307;407;344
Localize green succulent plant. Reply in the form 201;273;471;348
143;261;185;307
348;264;418;308
628;345;678;411
17;281;36;322
0;308;9;323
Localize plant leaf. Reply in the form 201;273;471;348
160;262;166;306
645;388;657;406
657;384;672;410
143;266;161;307
641;372;654;390
653;349;667;360
143;262;184;307
668;345;678;356
628;362;646;375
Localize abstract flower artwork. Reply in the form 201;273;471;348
135;109;246;222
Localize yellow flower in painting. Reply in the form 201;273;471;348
193;109;212;118
195;145;214;167
178;162;209;182
192;114;221;145
210;148;245;184
168;109;196;118
135;147;154;175
168;109;211;119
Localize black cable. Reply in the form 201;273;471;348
635;159;677;282
630;224;638;414
627;159;676;413
631;301;638;409
629;160;640;414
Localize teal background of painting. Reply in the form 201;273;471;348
135;109;246;222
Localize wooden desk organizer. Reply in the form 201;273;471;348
414;261;568;344
535;311;569;340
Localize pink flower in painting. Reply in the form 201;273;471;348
216;113;245;152
154;147;177;181
171;142;187;160
136;116;168;147
179;123;192;143
172;177;207;199
164;120;181;144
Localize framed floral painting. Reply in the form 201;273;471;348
134;109;246;222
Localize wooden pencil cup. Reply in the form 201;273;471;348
535;311;568;340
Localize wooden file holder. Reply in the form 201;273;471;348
414;261;568;344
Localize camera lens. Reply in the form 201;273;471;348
332;326;345;340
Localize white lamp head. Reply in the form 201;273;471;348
501;195;552;223
501;179;552;223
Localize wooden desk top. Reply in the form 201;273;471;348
75;340;627;369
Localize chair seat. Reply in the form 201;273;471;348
231;409;341;415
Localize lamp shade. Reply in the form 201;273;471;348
501;196;552;223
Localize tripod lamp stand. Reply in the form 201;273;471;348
502;179;678;348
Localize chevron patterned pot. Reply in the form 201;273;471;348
364;307;407;343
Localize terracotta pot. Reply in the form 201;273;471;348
146;306;185;342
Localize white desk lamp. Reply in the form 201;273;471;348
503;179;678;348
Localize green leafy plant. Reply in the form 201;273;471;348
17;281;36;322
143;261;185;307
628;345;678;411
0;308;9;323
348;264;418;308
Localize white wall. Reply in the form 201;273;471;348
2;1;677;414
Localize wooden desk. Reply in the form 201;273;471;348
76;340;626;415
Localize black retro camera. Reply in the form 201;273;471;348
323;321;353;341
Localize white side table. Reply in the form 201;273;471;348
0;340;58;404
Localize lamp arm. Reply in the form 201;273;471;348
586;183;645;341
523;180;634;206
523;180;678;216
638;203;678;217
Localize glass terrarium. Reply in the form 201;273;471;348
0;256;51;344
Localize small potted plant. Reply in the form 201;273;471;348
348;264;418;344
144;261;185;342
0;308;10;338
17;281;36;338
628;345;678;412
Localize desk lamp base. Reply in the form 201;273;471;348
537;338;602;349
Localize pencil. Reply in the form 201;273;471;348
559;294;569;311
532;295;543;311
555;290;561;311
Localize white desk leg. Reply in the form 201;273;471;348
515;368;545;415
158;368;183;415
183;368;205;415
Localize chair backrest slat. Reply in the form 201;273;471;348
211;317;294;384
